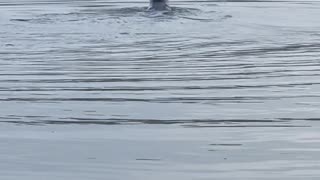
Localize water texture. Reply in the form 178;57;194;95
1;0;320;179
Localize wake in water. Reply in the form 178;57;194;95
10;2;230;23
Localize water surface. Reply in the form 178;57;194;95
1;0;320;179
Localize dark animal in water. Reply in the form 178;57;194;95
149;0;170;10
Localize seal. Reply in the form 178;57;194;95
148;0;170;11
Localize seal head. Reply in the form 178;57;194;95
149;0;170;11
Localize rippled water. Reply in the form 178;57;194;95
1;0;320;179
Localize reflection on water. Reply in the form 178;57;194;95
1;0;320;179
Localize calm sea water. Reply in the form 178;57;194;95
1;0;320;179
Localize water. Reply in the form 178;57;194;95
1;0;320;179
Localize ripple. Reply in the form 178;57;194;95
2;1;320;180
9;5;227;24
2;0;320;126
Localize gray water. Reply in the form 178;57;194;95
1;0;320;179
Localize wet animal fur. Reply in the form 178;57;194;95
149;0;170;10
